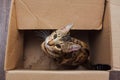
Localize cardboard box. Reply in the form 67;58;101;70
4;0;120;80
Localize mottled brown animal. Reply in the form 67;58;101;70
41;24;90;69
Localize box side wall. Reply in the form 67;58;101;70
109;0;120;70
15;0;105;30
4;0;24;70
89;1;112;65
6;71;109;80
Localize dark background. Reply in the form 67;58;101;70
0;0;120;80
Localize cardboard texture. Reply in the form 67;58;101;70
89;2;111;65
15;0;105;30
109;0;120;70
5;0;120;80
6;71;109;80
5;0;24;70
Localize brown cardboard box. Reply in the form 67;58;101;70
4;0;120;80
109;0;120;70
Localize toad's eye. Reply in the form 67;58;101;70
54;34;57;39
56;44;61;48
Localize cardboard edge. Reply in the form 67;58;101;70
17;24;103;30
4;0;24;71
6;70;110;80
4;0;15;71
108;0;120;70
103;0;114;70
107;1;114;70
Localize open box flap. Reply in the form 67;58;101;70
109;0;120;70
5;0;112;71
15;0;105;30
6;70;109;80
4;0;24;70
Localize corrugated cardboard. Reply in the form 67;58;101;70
15;0;105;30
109;0;120;70
5;0;24;70
6;71;109;80
5;0;120;80
89;1;111;65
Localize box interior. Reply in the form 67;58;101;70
5;0;112;71
23;30;91;70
